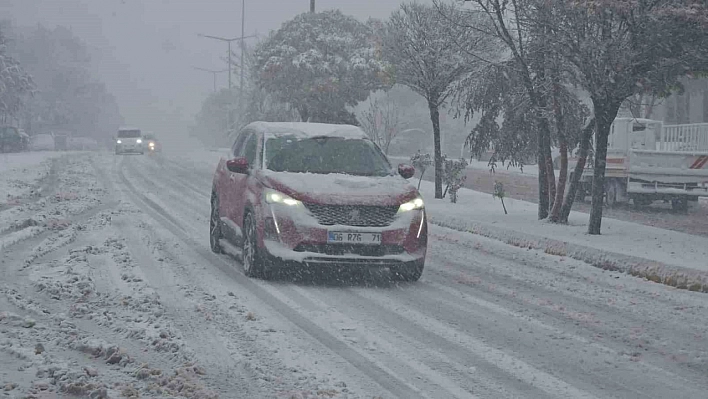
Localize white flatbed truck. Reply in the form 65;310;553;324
572;118;708;211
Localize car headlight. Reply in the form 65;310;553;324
398;197;424;212
264;189;301;206
136;139;143;144
116;140;122;144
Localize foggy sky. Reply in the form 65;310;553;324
2;0;425;137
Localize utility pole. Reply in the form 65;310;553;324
310;0;315;13
240;0;246;116
199;32;255;134
193;67;230;92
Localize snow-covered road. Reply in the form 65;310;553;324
2;150;707;398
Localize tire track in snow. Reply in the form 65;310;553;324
348;288;598;399
111;217;266;398
423;231;708;391
256;281;478;399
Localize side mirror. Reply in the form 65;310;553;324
226;157;250;174
398;164;415;179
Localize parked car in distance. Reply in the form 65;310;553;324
0;126;28;153
29;134;56;151
210;122;427;281
115;127;144;155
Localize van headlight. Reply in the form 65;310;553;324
264;189;301;206
398;197;424;212
136;139;143;144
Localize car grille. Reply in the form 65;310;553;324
294;244;404;257
303;204;398;227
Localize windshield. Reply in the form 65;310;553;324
118;129;141;138
265;135;391;176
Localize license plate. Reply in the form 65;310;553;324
327;231;381;245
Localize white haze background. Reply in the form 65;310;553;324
1;0;412;139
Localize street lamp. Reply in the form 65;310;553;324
198;31;255;134
197;33;254;91
193;67;230;92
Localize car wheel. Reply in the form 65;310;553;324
391;261;424;282
209;193;223;254
242;212;266;278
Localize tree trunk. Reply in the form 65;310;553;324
536;116;552;219
588;100;622;235
543;134;556;209
550;83;567;222
428;101;444;199
559;118;594;223
537;135;550;219
549;141;568;221
298;106;309;122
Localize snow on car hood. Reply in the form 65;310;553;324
260;170;418;206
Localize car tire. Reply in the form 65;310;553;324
209;193;223;254
391;261;424;282
242;212;267;279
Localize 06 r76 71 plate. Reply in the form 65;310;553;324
327;231;381;245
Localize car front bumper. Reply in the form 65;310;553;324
259;208;427;269
116;144;143;153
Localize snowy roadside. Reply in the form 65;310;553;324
0;153;221;398
388;155;539;176
417;180;708;293
0;151;58;203
1;152;60;247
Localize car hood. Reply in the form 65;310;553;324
260;171;419;206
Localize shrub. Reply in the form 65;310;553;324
442;156;468;203
410;151;432;190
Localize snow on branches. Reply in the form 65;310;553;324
253;10;390;125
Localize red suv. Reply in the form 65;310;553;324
210;122;427;281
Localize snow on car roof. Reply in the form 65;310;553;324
246;121;368;140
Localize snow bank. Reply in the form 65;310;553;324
0;151;57;203
388;155;539;176
418;181;708;293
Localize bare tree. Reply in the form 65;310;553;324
383;2;490;199
457;0;557;218
358;91;400;154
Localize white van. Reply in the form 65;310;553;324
115;127;144;155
